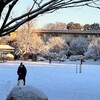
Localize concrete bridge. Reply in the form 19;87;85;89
35;29;100;41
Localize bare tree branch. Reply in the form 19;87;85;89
0;0;100;36
0;0;14;17
1;0;18;29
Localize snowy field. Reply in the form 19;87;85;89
0;59;100;100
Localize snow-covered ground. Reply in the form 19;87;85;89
0;59;100;100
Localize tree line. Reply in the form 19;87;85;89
14;35;100;61
44;22;100;31
13;21;100;61
0;20;100;61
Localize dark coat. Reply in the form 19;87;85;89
80;59;84;65
17;65;27;80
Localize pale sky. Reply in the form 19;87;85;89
13;0;100;28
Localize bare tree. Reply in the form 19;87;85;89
83;24;91;30
44;22;67;30
90;23;100;30
67;22;82;30
0;0;100;37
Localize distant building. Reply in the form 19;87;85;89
35;30;100;42
9;29;100;42
0;45;14;61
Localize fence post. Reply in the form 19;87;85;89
79;64;82;73
76;64;78;73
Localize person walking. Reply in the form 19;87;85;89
49;57;52;64
79;59;84;73
17;62;27;85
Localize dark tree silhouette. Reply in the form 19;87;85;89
0;0;100;36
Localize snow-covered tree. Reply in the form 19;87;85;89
16;32;44;57
70;37;89;55
30;34;44;55
40;45;50;57
85;37;100;60
16;20;44;59
47;37;65;53
47;37;69;61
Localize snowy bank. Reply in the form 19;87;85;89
6;85;48;100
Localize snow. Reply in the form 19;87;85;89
0;59;100;100
6;86;48;100
0;45;14;50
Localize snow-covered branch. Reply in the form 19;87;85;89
0;0;100;36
